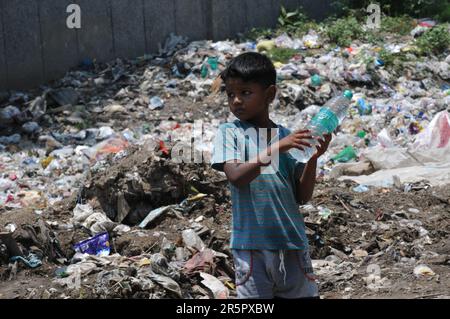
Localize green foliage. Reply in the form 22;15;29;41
377;48;417;71
245;27;297;41
277;6;322;36
277;6;307;32
266;47;298;63
326;16;363;47
440;3;450;22
246;27;274;41
331;0;450;22
380;15;415;35
364;32;383;44
74;121;87;130
378;48;397;65
416;24;450;55
248;2;450;53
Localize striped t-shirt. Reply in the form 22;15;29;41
211;119;308;250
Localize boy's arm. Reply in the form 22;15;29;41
224;129;313;188
296;157;317;204
295;133;332;204
223;147;273;188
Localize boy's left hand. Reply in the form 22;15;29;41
311;133;332;160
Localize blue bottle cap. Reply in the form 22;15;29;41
343;90;353;100
375;58;384;66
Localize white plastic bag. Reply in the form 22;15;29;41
412;111;450;150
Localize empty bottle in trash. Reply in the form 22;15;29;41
289;90;353;163
311;74;322;87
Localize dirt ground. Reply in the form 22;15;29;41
1;171;449;299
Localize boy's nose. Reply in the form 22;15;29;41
232;96;242;105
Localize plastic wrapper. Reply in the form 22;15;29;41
73;232;110;257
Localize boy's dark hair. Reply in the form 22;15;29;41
220;52;276;88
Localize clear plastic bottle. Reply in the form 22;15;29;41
289;90;353;163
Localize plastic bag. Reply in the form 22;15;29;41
353;184;369;193
302;33;321;49
200;272;229;299
256;40;275;52
377;128;395;148
182;229;205;251
363;146;418;170
73;232;110;256
84;136;129;161
0;134;21;144
412;111;450;150
338;162;450;187
332;146;357;163
149;96;165;110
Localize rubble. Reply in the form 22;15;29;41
1;13;450;299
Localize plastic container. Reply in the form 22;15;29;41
311;74;322;87
149;96;165;110
357;98;373;116
289;90;353;163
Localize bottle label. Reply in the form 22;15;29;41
311;108;339;133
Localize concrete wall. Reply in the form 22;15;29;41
0;0;332;91
40;0;79;86
0;1;6;90
144;0;176;53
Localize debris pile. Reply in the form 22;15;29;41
1;19;449;299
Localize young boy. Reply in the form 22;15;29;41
211;52;332;299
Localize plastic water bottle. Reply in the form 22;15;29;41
289;90;353;163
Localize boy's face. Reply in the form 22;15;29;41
225;78;276;122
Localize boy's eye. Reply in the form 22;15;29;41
227;93;235;99
243;91;252;96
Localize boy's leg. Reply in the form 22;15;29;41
232;249;275;299
272;250;319;299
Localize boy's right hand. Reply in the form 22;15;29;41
276;129;313;153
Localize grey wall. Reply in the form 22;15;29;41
0;0;331;91
0;1;6;90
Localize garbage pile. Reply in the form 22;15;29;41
303;180;449;298
1;22;450;298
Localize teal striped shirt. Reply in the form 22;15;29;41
211;120;308;250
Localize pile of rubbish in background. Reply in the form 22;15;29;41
0;14;449;299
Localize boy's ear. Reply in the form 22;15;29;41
265;85;277;104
